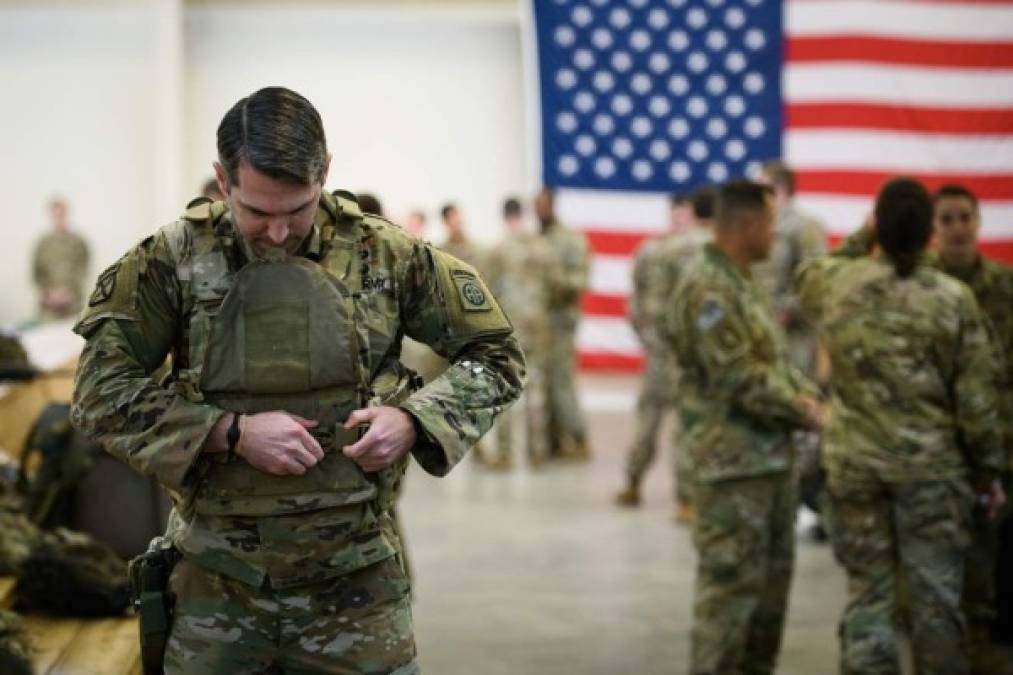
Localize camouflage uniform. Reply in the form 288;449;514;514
484;232;553;465
624;228;711;503
667;244;817;675
71;193;524;673
0;609;31;675
927;251;1013;669
750;203;826;376
796;229;1003;675
541;219;590;456
32;228;90;320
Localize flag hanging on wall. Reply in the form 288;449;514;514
529;0;1013;370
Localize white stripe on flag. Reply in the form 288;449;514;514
589;255;633;297
576;315;641;357
785;64;1013;108
794;194;1013;238
785;130;1013;174
788;1;1013;41
556;188;669;233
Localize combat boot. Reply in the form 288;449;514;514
559;437;591;462
615;479;641;507
485;455;513;472
673;499;695;525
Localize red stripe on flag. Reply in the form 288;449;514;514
787;36;1013;68
797;171;1013;200
584;230;652;256
786;103;1013;134
579;351;643;372
583;293;628;317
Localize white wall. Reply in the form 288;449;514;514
184;6;529;245
0;4;157;323
0;1;530;325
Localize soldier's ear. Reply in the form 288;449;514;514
213;162;230;197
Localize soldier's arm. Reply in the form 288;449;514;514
70;229;224;494
552;233;590;304
953;292;1005;481
689;289;812;429
778;218;828;323
397;243;526;476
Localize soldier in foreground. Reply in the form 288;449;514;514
616;190;709;522
796;178;1005;675
483;197;553;469
32;197;90;320
667;180;823;675
71;86;524;674
535;187;590;460
928;183;1013;673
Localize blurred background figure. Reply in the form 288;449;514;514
200;177;224;201
796;178;1006;675
616;188;715;523
928;183;1013;672
439;202;482;267
404;209;427;239
32;197;90;321
483;197;553;470
535;187;590;460
357;192;384;217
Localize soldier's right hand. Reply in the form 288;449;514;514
237;412;324;476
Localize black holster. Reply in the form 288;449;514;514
128;536;181;675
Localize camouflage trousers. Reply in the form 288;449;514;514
826;477;972;675
495;351;548;463
964;472;1011;672
690;472;796;675
624;351;693;503
545;324;587;453
164;555;417;675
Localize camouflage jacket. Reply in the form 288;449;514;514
927;251;1013;468
440;238;485;271
71;192;524;588
751;203;825;331
631;227;712;357
542;219;589;329
484;232;553;353
32;228;90;298
666;244;816;483
796;229;1003;484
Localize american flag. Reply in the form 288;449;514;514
529;0;1013;370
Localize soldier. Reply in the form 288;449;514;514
483;197;554;469
535;187;590;459
615;189;713;522
403;209;426;239
439;202;483;268
71;86;524;674
796;178;1006;675
752;160;826;376
927;183;1013;673
667;180;823;675
32;197;90;321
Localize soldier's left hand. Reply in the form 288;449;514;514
982;479;1007;521
341;406;417;472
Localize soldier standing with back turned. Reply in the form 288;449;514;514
667;180;823;675
71;86;524;674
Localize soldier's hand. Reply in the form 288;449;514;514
341;406;416;472
237;412;324;476
981;479;1007;521
799;396;826;431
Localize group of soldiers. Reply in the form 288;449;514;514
619;164;1012;675
351;189;593;471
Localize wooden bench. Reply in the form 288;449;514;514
1;577;141;674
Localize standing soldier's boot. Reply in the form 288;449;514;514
615;478;641;507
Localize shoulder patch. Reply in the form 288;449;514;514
451;270;492;312
696;299;726;332
88;263;120;307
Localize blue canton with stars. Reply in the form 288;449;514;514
534;0;783;192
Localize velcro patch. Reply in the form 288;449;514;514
89;263;120;307
451;270;492;312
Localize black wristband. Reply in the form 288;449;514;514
226;412;242;462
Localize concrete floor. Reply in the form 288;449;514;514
400;374;850;675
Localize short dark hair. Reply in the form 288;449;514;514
934;183;979;210
875;177;932;278
503;197;522;219
440;203;457;221
715;180;772;230
762;160;796;196
357;192;384;216
217;87;328;186
691;187;717;220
